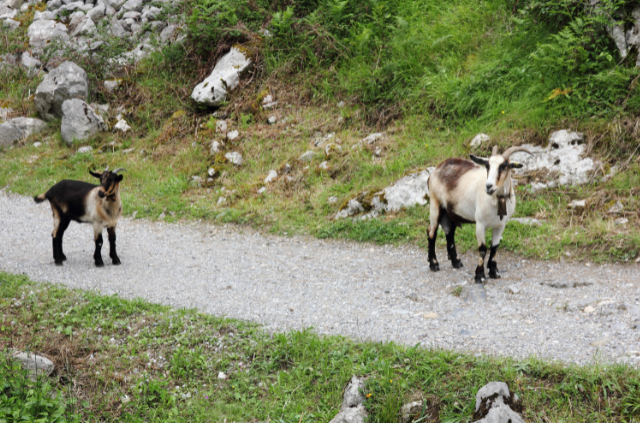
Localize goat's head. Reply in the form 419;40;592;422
89;167;126;199
470;146;531;195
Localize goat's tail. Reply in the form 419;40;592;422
33;193;47;204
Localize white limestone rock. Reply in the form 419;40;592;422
27;19;69;48
191;47;251;106
60;99;107;145
35;61;89;121
0;117;47;147
470;133;490;148
225;151;243;165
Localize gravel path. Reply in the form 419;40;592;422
2;190;640;365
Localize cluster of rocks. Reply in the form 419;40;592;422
328;376;523;423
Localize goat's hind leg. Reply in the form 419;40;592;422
488;226;505;279
440;213;463;269
474;223;487;284
50;206;68;265
427;201;441;272
107;227;121;265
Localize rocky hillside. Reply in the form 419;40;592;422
0;0;639;261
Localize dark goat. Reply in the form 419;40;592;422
34;167;125;267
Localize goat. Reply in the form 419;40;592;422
34;167;126;267
427;146;531;283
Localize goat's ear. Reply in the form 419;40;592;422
89;170;102;179
469;155;489;166
509;161;524;169
116;174;123;182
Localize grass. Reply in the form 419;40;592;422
1;0;640;263
4;271;640;422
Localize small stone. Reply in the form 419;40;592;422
584;305;595;314
210;140;221;154
257;187;266;194
319;161;330;170
299;150;316;162
262;94;273;105
77;146;93;153
225;151;242;165
216;120;227;133
337;101;346;108
3;18;20;30
361;132;384;145
568;199;586;210
207;168;216;177
507;285;519;294
114;119;130;132
328;196;338;204
615;217;629;226
608;201;624;214
217;197;226;205
122;148;134;154
227;130;239;141
264;169;277;184
423;312;438;319
217;372;227;380
11;351;55;380
268;116;277;124
341;376;366;410
33;142;42;147
470;133;490;148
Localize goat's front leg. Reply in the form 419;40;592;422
93;224;104;267
107;227;121;265
488;226;505;279
475;224;487;284
427;200;441;271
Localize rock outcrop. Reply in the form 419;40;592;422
191;47;251;106
35;61;89;121
329;376;367;423
473;382;524;423
60;99;107;144
0;117;47;147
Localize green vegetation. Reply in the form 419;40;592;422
1;0;639;262
3;271;640;422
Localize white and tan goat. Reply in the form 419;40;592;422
34;167;125;267
427;146;531;283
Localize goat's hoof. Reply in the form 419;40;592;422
474;276;485;284
55;261;63;266
95;260;104;267
429;263;440;272
61;254;67;261
489;271;501;279
112;257;121;265
452;260;464;269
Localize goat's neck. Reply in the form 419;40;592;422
495;172;512;198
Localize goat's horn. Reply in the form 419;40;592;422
112;168;126;174
105;165;110;171
491;146;498;156
502;146;532;160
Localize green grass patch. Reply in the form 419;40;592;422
3;271;640;422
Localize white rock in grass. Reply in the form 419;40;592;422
210;140;221;154
361;132;384;145
257;187;266;194
5;0;23;9
3;18;20;30
615;217;629;226
21;51;42;70
225;151;243;165
474;382;524;423
0;5;17;20
319;161;330;170
268;116;277;124
191;47;251;106
70;16;96;37
215;120;227;133
217;371;227;379
470;133;490;148
568;200;586;210
27;19;69;49
11;351;55;380
33;10;57;20
77;146;93;153
87;2;105;21
216;197;226;206
114;119;131;132
0;117;47;147
328;196;338;204
104;79;122;93
227;130;239;141
61;99;107;145
298;150;316;162
35;61;89;121
264;169;277;184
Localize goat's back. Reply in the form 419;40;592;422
45;180;98;218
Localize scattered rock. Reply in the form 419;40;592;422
159;24;177;42
268;116;277;124
217;196;226;205
337;101;346;108
227;130;239;141
473;382;524;423
566;297;597;312
60;99;107;145
382;168;434;212
264;169;277;184
507;286;519;294
299;150;316;162
328;196;338;204
77;145;92;153
510;217;542;226
33;142;42;147
3;18;20;30
568;199;586;210
608;201;624;214
329;376;368;423
0;117;47;147
319;161;330;170
225;151;243;165
20;51;42;72
360;132;384;145
257;187;266;194
210;140;221;154
423;312;438;319
615;217;629;226
335;198;364;219
470;133;490;148
511;130;596;190
114;119;130;132
35;61;89;121
191;47;251;106
11;351;55;381
27;19;69;48
215;120;227;133
217;371;227;380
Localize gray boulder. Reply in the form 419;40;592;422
35;61;89;121
86;2;105;21
473;382;524;423
191;47;251;106
110;16;127;37
46;0;61;10
3;18;20;30
0;117;47;147
0;5;17;20
33;10;57;20
70;15;96;37
120;0;143;12
27;19;69;48
5;0;23;9
11;351;55;381
60;99;107;145
329;375;368;423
